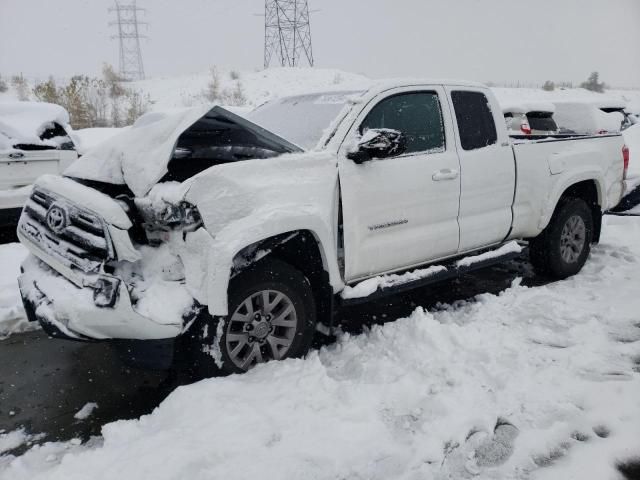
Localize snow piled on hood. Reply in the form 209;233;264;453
0;102;70;149
69;127;127;155
2;216;639;479
64;106;209;197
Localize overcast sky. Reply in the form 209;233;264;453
1;0;639;87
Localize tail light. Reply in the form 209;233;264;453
520;122;532;135
623;144;629;180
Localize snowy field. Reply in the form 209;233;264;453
0;215;639;479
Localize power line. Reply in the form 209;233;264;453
264;0;314;68
109;0;147;81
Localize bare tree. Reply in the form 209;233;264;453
11;74;30;101
124;89;151;125
220;80;247;107
33;76;61;104
581;72;606;93
102;63;126;99
204;66;221;102
542;80;556;92
0;74;7;93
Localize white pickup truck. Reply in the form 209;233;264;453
17;80;627;374
0;102;78;229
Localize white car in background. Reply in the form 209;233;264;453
501;101;558;136
0;102;78;229
553;100;627;135
596;101;636;131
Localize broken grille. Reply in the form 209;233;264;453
20;187;114;273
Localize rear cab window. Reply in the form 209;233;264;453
451;91;497;150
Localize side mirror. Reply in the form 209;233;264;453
347;128;407;164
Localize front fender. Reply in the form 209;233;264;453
205;211;342;316
183;151;341;316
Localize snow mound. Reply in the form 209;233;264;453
130;67;372;111
74;403;98;421
0;243;33;339
1;216;639;480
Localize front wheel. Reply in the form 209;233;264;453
185;258;317;376
529;198;594;279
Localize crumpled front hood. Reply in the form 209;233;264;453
64;106;303;198
64;106;210;197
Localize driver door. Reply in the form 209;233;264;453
338;86;461;282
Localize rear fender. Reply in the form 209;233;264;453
540;172;605;231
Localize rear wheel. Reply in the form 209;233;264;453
185;258;316;376
529;198;594;279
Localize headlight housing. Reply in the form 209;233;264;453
137;200;203;233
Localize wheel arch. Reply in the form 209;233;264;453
207;228;340;329
543;177;604;243
240;230;335;330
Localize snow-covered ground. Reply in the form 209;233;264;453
1;215;639;479
130;67;372;110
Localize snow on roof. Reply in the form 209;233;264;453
368;78;485;95
553;98;628;110
69;127;127;155
0;102;70;147
553;101;623;133
500;101;556;114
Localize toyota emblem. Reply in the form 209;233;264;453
46;205;68;234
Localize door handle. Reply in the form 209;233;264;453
432;169;459;181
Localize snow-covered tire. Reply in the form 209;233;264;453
529;197;594;279
184;258;316;377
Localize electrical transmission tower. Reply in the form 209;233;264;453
264;0;314;68
109;0;146;81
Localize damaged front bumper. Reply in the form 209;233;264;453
18;254;184;341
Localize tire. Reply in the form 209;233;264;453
529;197;594;279
183;258;317;377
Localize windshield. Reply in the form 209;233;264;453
247;91;364;150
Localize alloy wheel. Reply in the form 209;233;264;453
560;215;586;264
225;289;298;371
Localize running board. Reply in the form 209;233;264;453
340;242;524;306
605;211;640;217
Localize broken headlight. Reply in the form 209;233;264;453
138;200;203;233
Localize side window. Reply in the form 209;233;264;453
451;91;497;150
360;92;445;155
